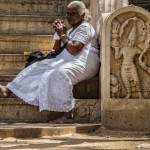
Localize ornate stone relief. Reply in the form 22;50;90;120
110;13;150;99
110;73;121;98
102;5;150;131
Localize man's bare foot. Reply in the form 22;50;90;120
0;85;11;97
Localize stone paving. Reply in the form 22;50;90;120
0;123;149;150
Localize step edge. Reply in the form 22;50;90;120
0;123;101;138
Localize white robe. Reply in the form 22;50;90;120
7;21;100;112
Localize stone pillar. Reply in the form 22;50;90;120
100;0;129;20
101;5;150;131
88;0;101;33
88;0;129;44
104;0;128;13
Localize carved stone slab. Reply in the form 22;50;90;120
101;5;150;131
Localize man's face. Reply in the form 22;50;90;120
66;5;83;27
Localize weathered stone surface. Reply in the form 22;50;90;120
0;98;62;123
74;99;101;123
101;5;150;131
0;123;101;138
0;35;54;54
89;0;129;47
0;15;66;35
0;75;15;82
0;55;26;75
0;0;69;16
73;77;99;99
0;54;26;61
104;99;150;131
0;69;22;76
0;98;100;123
0;62;25;75
98;0;128;13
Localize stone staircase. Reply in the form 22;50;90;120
0;0;100;123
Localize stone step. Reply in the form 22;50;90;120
0;123;101;138
0;34;54;54
0;98;101;123
0;15;66;35
0;74;99;99
0;0;69;16
0;54;26;75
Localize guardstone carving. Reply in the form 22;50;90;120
111;14;150;99
101;5;150;131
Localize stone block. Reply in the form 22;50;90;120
74;99;101;123
0;15;66;35
0;69;22;76
101;5;150;131
0;98;100;123
73;77;99;99
0;35;54;54
0;0;69;16
0;55;26;75
0;98;62;123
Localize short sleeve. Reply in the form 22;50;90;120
71;23;95;44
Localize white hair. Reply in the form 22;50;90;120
68;1;91;22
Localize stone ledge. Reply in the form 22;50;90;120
0;55;26;62
0;123;101;138
0;0;69;4
73;77;99;99
0;98;101;123
0;15;67;35
0;0;69;16
0;34;54;54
